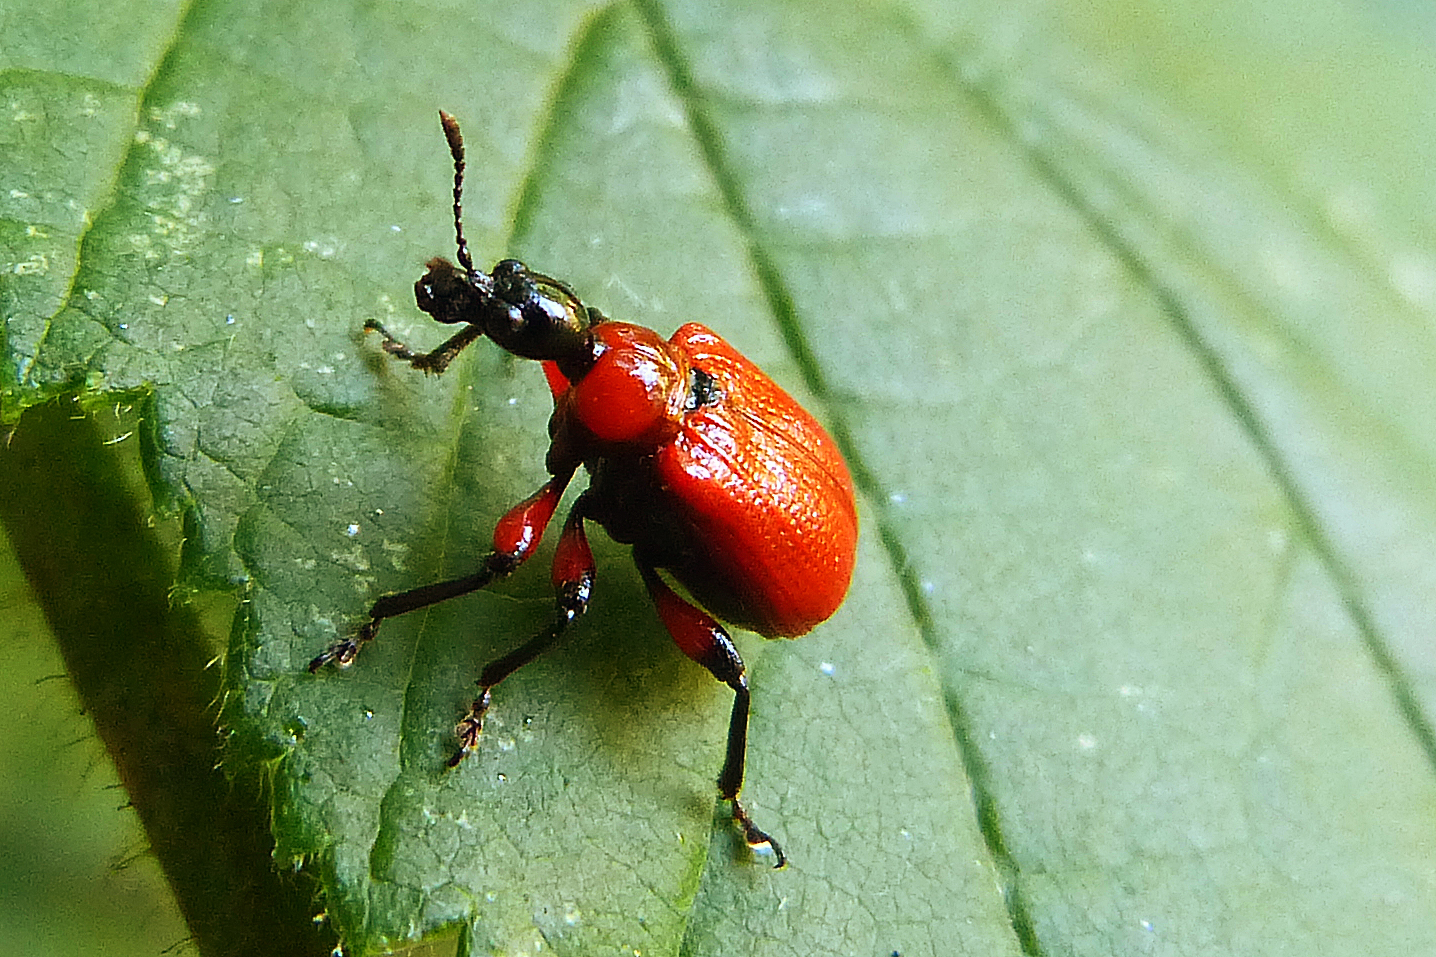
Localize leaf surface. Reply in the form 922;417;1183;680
4;0;1436;955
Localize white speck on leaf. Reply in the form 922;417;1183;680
11;253;47;275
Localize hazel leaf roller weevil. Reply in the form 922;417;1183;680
310;111;858;867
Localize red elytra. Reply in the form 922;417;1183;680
310;111;857;868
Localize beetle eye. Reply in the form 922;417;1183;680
491;258;525;287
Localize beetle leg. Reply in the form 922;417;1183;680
308;471;573;672
637;562;787;869
363;317;485;375
449;498;595;766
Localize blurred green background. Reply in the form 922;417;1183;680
0;526;187;954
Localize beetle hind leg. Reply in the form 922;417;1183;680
637;561;787;868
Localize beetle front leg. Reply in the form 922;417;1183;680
363;318;486;374
449;499;596;766
308;471;573;672
637;562;787;868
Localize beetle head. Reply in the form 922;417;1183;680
414;112;597;373
414;257;596;366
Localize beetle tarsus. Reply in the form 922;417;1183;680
448;687;493;768
306;644;346;673
732;798;787;869
308;620;378;672
363;318;416;359
363;317;482;375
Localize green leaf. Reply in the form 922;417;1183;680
5;0;1436;955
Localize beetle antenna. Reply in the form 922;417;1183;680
438;110;475;278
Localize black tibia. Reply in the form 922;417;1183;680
307;552;519;673
716;669;787;869
695;634;751;802
363;317;485;375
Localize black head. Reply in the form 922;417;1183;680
414;256;595;363
413;112;597;369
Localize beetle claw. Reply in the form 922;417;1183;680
448;688;493;767
308;620;380;673
308;638;355;672
731;799;787;869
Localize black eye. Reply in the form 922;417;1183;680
492;259;524;280
491;260;530;305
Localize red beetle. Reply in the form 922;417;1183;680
311;112;858;867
